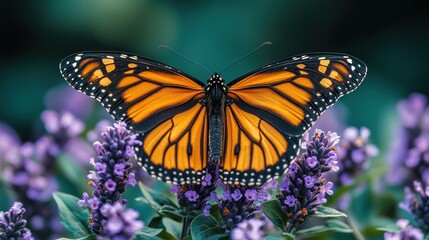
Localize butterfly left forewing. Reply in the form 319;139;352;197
59;52;208;184
59;52;205;133
224;53;367;185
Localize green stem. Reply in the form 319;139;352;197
181;217;191;239
346;210;365;240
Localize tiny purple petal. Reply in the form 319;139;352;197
126;173;137;186
185;190;199;202
114;163;125;176
170;184;180;194
203;204;211;216
284;195;297;207
306;156;318;168
93;141;103;155
304;176;316;189
231;189;243;201
105;179;117;192
244;189;258;201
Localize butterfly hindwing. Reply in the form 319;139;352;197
222;103;301;185
136;103;208;184
59;52;207;183
224;53;367;185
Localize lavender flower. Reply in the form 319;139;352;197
99;202;144;240
0;122;20;173
277;129;339;232
384;219;423;240
170;164;218;217
40;110;96;167
78;122;143;237
387;93;429;185
213;179;276;232
0;202;33;240
400;181;429;233
336;127;378;186
2;140;61;239
230;218;265;240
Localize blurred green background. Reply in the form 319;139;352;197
1;0;428;148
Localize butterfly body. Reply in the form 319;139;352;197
205;73;227;164
59;51;367;186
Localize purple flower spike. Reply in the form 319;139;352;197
170;164;218;218
214;180;273;231
384;219;423;240
78;122;143;238
277;129;340;232
400;180;429;233
100;202;144;239
231;218;265;240
0;202;34;240
337;127;378;186
387;93;429;185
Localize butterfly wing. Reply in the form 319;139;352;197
223;53;367;185
59;52;208;184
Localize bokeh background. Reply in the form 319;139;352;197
1;0;429;239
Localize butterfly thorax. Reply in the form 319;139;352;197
206;73;227;164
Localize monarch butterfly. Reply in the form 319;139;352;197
59;51;367;186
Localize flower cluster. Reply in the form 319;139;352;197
230;218;265;240
2;138;62;238
336;127;378;186
98;202;144;239
387;93;429;185
277;129;338;232
41;110;94;165
78;122;143;237
400;181;429;234
384;219;423;240
0;202;33;240
170;164;218;217
214;179;276;232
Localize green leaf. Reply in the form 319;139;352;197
138;182;178;210
210;204;222;222
57;235;96;240
137;227;163;237
261;200;288;229
53;192;91;238
313;205;347;218
57;154;87;186
159;205;185;221
376;224;401;233
206;234;229;240
145;216;178;239
263;233;296;240
295;219;353;238
190;215;224;239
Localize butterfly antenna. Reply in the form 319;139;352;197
220;41;272;74
159;45;211;74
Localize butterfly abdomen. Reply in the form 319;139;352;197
206;73;227;164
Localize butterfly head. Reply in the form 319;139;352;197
206;73;227;101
